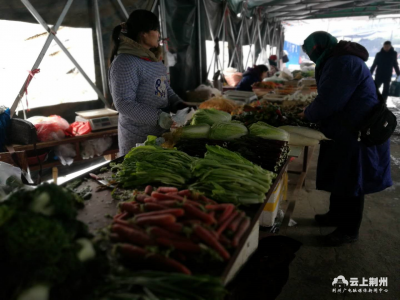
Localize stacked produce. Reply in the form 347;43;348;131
279;125;330;146
116;146;195;188
233;102;319;129
176;136;289;173
191;145;276;204
0;184;104;300
110;186;250;275
198;97;238;113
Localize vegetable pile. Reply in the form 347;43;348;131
191;108;232;126
190;146;276;204
175;136;289;173
0;184;104;300
198;97;238;113
111;186;250;275
97;271;227;300
116;146;195;188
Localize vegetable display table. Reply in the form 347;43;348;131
63;156;290;285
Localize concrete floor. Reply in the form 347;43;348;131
277;133;400;298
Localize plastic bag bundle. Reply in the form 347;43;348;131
80;137;113;159
55;144;76;166
28;115;70;142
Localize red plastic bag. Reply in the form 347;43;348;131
65;122;92;137
28;115;70;142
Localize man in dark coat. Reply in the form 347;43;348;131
301;32;392;246
370;41;400;101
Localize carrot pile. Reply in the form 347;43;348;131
110;186;251;275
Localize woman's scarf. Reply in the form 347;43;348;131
118;35;163;62
303;31;338;70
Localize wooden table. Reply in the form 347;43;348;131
4;129;119;172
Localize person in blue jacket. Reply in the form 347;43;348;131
301;31;392;245
236;65;268;91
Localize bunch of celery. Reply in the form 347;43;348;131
190;146;276;204
116;146;196;188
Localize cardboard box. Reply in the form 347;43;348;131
259;171;288;227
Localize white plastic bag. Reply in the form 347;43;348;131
171;107;196;127
279;68;294;81
80;137;113;159
0;162;22;187
55;144;76;166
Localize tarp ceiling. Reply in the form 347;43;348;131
212;0;400;21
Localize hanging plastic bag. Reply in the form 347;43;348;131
28;115;70;142
0;162;23;199
80;137;113;159
54;144;76;166
65;122;92;137
171;107;196;127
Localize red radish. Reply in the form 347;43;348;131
143;203;168;211
232;217;250;247
205;204;229;211
109;233;121;242
181;220;201;225
200;195;217;204
178;189;192;197
183;204;215;224
136;194;147;203
156;237;202;253
120;203;141;214
228;212;245;232
163;223;183;233
218;204;235;224
219;234;231;247
144;185;153;195
151;192;174;200
157;187;179;193
194;225;230;260
112;224;155;246
166;192;179;196
144;197;158;203
183;199;203;208
148;226;187;241
137;208;184;218
216;211;239;236
158;200;180;207
118;244;191;275
136;214;176;226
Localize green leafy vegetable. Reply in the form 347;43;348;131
249;121;290;141
0;184;105;300
209;121;248;141
116;146;196;188
181;124;211;139
97;271;227;300
191;146;276;204
190;109;231;126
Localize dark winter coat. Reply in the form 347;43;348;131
305;52;392;196
236;69;260;92
370;47;400;82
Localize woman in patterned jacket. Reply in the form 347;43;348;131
109;10;190;155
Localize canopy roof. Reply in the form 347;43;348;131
218;0;400;21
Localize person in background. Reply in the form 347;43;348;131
109;10;191;156
268;55;279;76
300;31;392;245
370;41;400;101
236;65;268;91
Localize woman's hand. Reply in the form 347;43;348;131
298;107;307;119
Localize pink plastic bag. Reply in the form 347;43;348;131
28;115;70;142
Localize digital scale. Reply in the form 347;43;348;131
223;90;258;104
75;108;119;131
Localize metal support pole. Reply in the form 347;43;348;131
244;18;258;70
116;0;129;19
94;0;108;98
222;7;226;71
227;12;243;69
151;0;159;13
11;0;74;117
20;0;109;107
159;0;169;78
197;0;202;84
